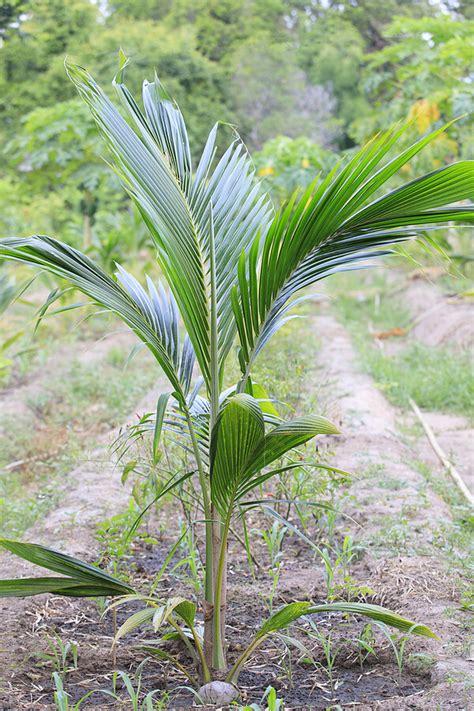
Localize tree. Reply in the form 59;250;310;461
298;13;368;147
351;15;474;166
0;0;98;137
230;33;338;149
5;99;115;247
0;61;472;700
254;135;339;201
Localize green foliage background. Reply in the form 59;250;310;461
0;0;472;255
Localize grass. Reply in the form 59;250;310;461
363;342;473;417
225;301;324;415
328;271;474;420
0;341;157;536
412;459;474;574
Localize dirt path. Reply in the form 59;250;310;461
402;273;473;351
0;330;136;422
309;304;473;709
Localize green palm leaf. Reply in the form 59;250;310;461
235;415;339;500
226;600;437;683
65;59;272;388
0;237;193;402
233;124;474;380
260;600;437;639
210;394;265;515
210;395;338;514
0;539;134;598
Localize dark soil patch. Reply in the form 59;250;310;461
0;537;435;710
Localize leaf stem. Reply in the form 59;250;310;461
184;408;213;605
212;511;232;669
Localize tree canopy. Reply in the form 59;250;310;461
0;0;471;248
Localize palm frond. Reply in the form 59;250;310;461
0;237;193;402
0;539;134;598
66;59;272;389
226;598;436;684
233;123;474;379
210;394;265;515
210;395;338;515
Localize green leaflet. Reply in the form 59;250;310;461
233;120;474;378
65;60;272;385
153;392;171;464
0;539;134;598
226;599;437;684
210;395;339;515
257;600;438;639
210;394;265;515
114;608;156;644
307;602;438;639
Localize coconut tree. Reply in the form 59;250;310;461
0;56;472;699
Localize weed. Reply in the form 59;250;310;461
378;477;407;491
375;623;416;685
240;685;285;711
406;652;436;676
171;522;203;594
302;621;340;694
35;633;78;678
353;623;377;669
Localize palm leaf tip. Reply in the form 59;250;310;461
255;600;438;641
0;538;134;598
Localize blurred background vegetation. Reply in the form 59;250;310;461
0;0;472;258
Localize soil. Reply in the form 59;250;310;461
403;274;473;351
0;303;472;709
377;270;473;353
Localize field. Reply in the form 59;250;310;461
0;2;473;709
1;262;472;709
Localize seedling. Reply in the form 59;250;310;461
35;632;78;678
303;621;340;694
0;56;463;702
375;622;420;685
353;623;377;669
240;685;285;711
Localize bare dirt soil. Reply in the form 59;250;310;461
310;307;473;709
0;303;472;709
404;273;474;351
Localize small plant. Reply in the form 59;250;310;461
302;621;340;694
240;684;285;711
52;672;114;710
52;666;167;711
260;520;287;570
0;54;470;703
173;521;203;594
36;632;78;678
96;500;152;579
353;623;377;669
258;520;287;611
110;668;164;710
375;622;417;685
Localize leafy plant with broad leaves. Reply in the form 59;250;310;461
0;53;472;700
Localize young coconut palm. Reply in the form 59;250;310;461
0;56;472;700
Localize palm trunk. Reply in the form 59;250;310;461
203;507;228;675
